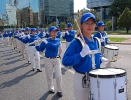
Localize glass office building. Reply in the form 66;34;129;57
38;0;74;26
87;0;114;23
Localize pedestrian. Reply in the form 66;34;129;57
35;26;63;97
62;12;108;100
62;23;76;48
22;28;42;72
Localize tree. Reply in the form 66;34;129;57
106;20;112;30
73;20;77;30
60;22;66;30
117;7;131;33
109;0;131;17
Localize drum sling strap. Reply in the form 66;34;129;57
75;37;101;69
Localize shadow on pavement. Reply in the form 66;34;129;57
39;91;61;100
0;70;38;89
0;63;30;75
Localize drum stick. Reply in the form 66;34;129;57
75;19;86;44
108;56;123;62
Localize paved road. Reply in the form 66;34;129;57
0;43;131;100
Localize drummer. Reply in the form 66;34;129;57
93;21;110;53
62;12;108;100
93;21;111;67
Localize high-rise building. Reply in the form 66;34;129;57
33;12;39;26
5;3;17;26
87;0;114;23
38;0;74;27
16;9;21;27
21;6;33;27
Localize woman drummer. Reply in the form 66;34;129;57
93;21;110;67
93;21;110;54
62;12;108;100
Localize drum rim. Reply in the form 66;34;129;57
89;68;126;78
104;45;119;50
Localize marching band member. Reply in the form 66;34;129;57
0;31;3;44
8;30;13;46
35;26;63;97
62;12;108;100
22;28;42;72
23;27;31;63
93;21;110;53
38;29;46;39
62;23;76;48
93;21;110;67
3;31;9;46
56;26;61;39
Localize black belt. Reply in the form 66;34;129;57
76;71;86;74
45;56;60;59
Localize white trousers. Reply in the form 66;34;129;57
0;38;3;43
73;72;90;100
13;38;17;48
29;46;40;69
19;41;25;56
4;37;9;45
25;44;30;61
9;37;13;45
66;42;70;49
44;57;62;92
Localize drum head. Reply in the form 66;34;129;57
89;68;126;78
105;45;119;50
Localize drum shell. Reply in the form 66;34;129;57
89;69;127;100
103;45;119;60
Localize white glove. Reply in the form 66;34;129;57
66;31;69;35
27;35;30;39
101;57;108;64
62;32;65;36
42;39;48;44
34;40;39;46
80;44;91;57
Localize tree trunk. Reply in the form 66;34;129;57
126;27;129;33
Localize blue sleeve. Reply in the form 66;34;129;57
22;37;29;43
62;40;82;66
62;33;66;39
35;42;46;52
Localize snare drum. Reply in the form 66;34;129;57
89;68;127;100
103;45;119;60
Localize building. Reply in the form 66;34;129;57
87;0;114;23
38;0;74;27
33;12;39;26
21;5;33;27
16;9;21;27
5;3;17;26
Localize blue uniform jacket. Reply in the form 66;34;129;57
62;36;101;73
8;32;13;37
3;33;8;37
22;34;38;46
35;38;60;57
62;30;75;42
45;32;50;38
93;31;109;46
38;32;45;39
56;31;61;39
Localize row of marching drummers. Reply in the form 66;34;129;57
0;17;127;100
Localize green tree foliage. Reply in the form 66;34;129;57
79;9;100;22
109;0;131;17
117;7;131;33
60;22;66;30
73;20;77;30
106;20;112;29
